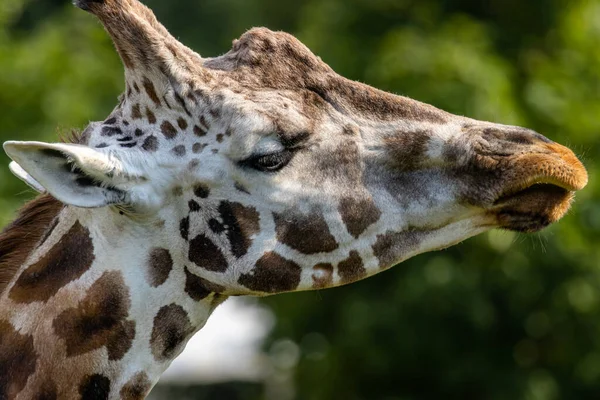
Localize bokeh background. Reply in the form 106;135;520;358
1;0;600;399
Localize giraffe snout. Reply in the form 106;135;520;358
482;129;588;232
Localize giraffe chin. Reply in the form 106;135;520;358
492;183;575;233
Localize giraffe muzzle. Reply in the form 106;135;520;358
489;140;588;232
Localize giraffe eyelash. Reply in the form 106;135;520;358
239;149;294;172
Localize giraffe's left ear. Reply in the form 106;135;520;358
3;141;141;208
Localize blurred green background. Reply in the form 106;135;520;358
1;0;600;399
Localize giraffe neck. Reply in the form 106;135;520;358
0;202;225;400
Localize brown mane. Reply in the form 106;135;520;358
0;194;64;294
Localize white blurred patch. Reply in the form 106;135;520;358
160;297;275;384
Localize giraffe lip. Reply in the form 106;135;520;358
494;182;569;205
494;177;577;205
492;182;574;233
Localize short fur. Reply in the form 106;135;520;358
0;195;64;295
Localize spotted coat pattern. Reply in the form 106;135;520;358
0;0;588;398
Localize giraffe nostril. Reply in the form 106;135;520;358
482;128;553;146
507;129;553;145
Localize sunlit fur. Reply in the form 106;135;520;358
0;0;587;398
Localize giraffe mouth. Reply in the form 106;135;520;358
491;159;587;233
487;140;588;232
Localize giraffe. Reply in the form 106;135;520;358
0;0;588;398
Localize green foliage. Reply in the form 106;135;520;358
1;0;599;399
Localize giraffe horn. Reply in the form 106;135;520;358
74;0;209;83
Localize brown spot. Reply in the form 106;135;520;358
101;126;122;137
337;251;366;284
372;230;425;269
79;374;110;400
150;304;194;362
131;104;142;120
218;202;260;258
238;252;301;293
177;118;188;130
193;125;207;137
189;235;228;272
180;217;190;241
133;82;140;93
384;130;431;170
216;133;224;143
142;135;158;152
192;143;207;153
143;78;161;106
32;380;57;400
0;195;63;295
184;267;225;301
147;248;173;287
189;200;201;212
120;372;151;400
172;145;186;157
274;210;338;254
161;121;178;139
193;183;210;198
134;129;144;137
146;107;157;124
312;263;333;289
200;115;210;130
9;221;94;304
209;218;225;234
0;320;37;399
338;196;381;238
53;271;135;361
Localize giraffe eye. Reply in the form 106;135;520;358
242;149;294;172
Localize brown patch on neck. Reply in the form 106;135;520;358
150;304;194;362
53;271;136;361
0;320;38;399
120;372;152;400
9;220;96;304
0;194;64;296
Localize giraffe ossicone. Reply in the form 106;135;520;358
0;0;588;398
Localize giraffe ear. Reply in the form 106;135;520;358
3;141;134;208
9;161;46;193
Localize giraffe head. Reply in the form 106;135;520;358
3;0;587;296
